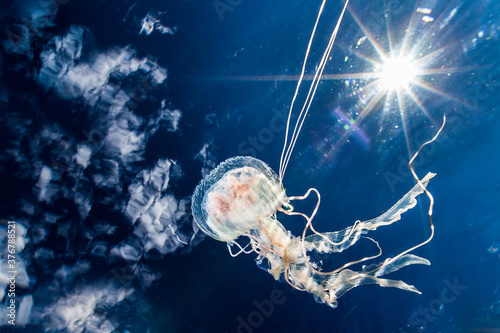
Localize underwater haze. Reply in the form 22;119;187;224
0;0;499;332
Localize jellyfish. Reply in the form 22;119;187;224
191;0;445;308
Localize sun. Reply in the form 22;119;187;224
379;56;418;91
314;2;472;157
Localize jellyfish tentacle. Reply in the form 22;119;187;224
282;188;332;276
245;229;280;259
278;201;294;213
288;190;361;247
366;254;431;278
287;187;321;220
304;117;446;302
382;114;446;267
168;224;188;245
243;233;264;256
285;188;364;275
227;240;254;257
409;114;446;216
329;236;383;274
279;0;327;182
250;217;308;292
279;0;351;183
287;170;435;281
283;188;370;276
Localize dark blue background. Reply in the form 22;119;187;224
1;0;499;332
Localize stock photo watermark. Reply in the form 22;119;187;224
213;0;244;22
111;265;135;287
463;70;500;109
4;220;18;326
125;70;164;111
227;288;286;333
383;135;437;192
401;277;467;332
237;107;288;157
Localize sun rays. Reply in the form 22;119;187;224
320;1;471;157
216;1;471;162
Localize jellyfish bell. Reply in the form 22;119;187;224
192;156;286;242
191;0;446;308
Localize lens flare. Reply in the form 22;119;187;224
379;56;417;91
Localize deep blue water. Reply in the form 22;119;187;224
1;0;499;332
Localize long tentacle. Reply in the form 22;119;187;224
381;114;446;267
280;0;351;182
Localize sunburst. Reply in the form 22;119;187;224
323;2;472;156
217;1;472;160
378;56;418;91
